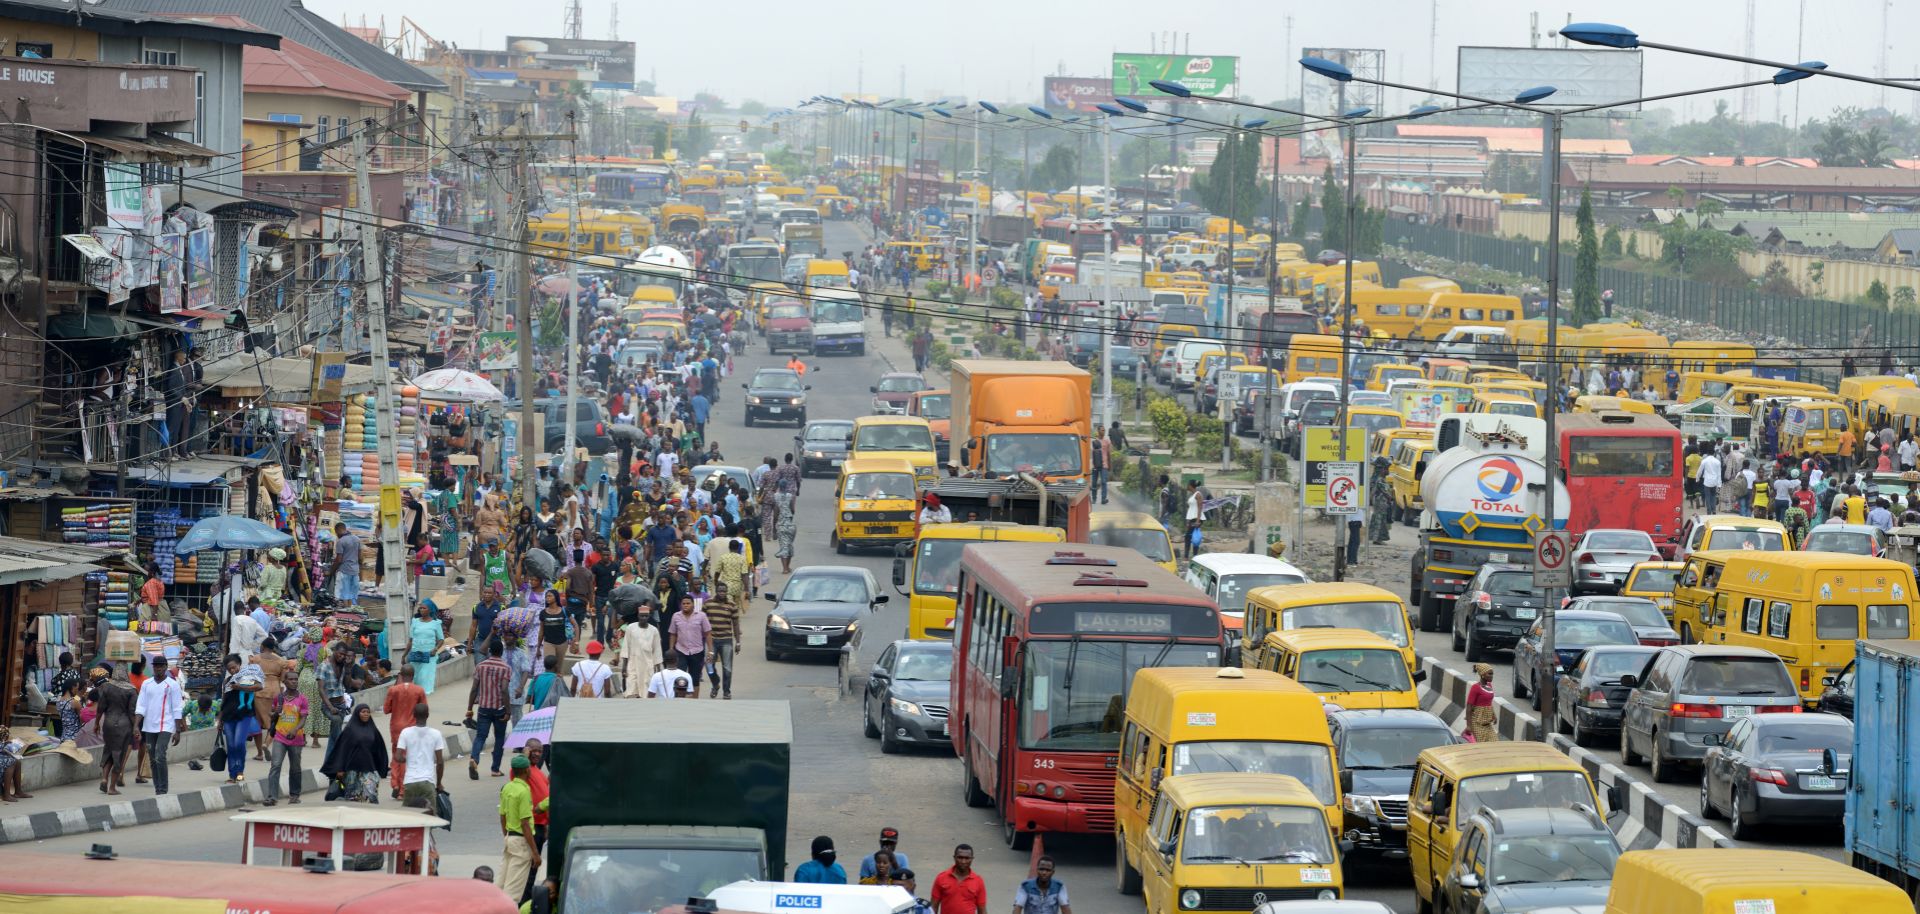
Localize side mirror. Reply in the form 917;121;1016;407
1149;767;1164;789
891;558;908;588
873;594;890;605
1618;673;1639;690
1458;874;1482;892
741;383;749;389
1704;734;1722;746
870;385;879;393
1157;839;1176;858
805;385;813;390
763;593;779;604
1412;669;1427;684
1605;785;1623;813
1339;769;1355;793
1821;674;1837;687
1822;747;1839;774
870;668;890;682
998;669;1017;699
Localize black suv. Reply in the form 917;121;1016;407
742;368;809;427
1439;807;1619;914
1451;563;1545;662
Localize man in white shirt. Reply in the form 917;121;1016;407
1900;436;1918;472
134;655;185;794
683;538;705;578
393;702;446;809
1183;480;1204;561
570;641;614;698
657;449;679;477
618;610;665;697
646;666;693;699
1697;451;1723;514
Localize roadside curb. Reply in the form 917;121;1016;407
0;730;474;845
1417;655;1734;850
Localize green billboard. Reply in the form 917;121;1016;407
1111;53;1239;98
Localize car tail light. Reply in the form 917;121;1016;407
596;422;605;435
1800;668;1811;693
1638;636;1678;647
1577;553;1594;565
1749;767;1789;786
1432;548;1453;562
1670;702;1722;719
1584;689;1610;706
1757;704;1802;714
1472;591;1492;610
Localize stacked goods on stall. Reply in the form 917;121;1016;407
343;394;370;493
28;613;82;694
89;570;136;632
61;502;134;549
397;386;420;479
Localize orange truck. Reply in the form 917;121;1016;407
948;359;1093;483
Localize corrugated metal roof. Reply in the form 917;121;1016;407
0;534;112;584
101;0;442;91
0;0;276;47
201;351;382;402
243;35;410;106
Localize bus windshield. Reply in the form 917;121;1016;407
1282;602;1408;646
1295;649;1413;693
916;394;951;419
1457;771;1593;823
1019;640;1221;752
914;539;966;595
857;425;934;452
986;434;1083;476
844;473;916;501
1215;573;1309;613
1568;435;1673;477
1088;526;1172;562
1171;741;1337;805
1184;805;1335;865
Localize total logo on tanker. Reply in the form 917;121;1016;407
1472;457;1527;514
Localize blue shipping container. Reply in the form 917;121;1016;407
1847;638;1920;894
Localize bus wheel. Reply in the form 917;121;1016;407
1115;833;1143;895
1003;817;1032;851
960;750;991;808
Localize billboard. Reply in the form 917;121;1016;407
1457;46;1644;111
1299;48;1385;160
1043;76;1114;113
1111;53;1238;98
505;36;638;89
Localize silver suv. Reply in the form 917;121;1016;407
1619;644;1801;783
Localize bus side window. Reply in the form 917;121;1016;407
1742;598;1765;635
1121;722;1142;780
1411;769;1436;813
1767;602;1792;639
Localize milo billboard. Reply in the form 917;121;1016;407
1111;53;1239;98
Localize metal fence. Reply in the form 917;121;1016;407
1385;221;1920;352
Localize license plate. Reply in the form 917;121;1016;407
1301;868;1333;885
831;459;843;466
1723;705;1753;719
1804;775;1841;791
867;525;893;534
1514;607;1537;619
1489;552;1510;563
769;407;782;414
931;723;946;737
807;634;828;646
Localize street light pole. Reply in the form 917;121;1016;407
1334;85;1356;582
1263;130;1279;483
1100;115;1115;437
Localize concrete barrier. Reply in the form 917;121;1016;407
1417;655;1733;850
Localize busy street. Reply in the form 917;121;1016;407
5;3;1920;914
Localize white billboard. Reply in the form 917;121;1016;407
1300;48;1385;161
1457;46;1645;111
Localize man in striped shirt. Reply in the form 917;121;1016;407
465;639;513;778
704;582;740;699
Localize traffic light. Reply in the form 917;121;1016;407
739;120;749;133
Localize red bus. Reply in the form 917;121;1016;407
1558;412;1684;543
950;543;1224;848
1241;305;1324;366
0;853;516;913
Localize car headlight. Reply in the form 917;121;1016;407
767;614;789;631
1180;889;1202;910
1317;889;1338;901
746;395;762;404
842;512;854;521
889;697;921;716
846;620;859;633
1343;794;1380;817
874;399;888;410
806;450;827;458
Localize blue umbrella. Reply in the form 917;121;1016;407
173;514;294;554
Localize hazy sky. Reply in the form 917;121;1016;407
314;0;1920;125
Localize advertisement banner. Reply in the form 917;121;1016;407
1301;427;1369;508
1111;53;1238;98
505;36;637;88
1043;76;1115;113
477;331;517;371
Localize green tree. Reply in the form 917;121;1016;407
1032;143;1078;192
1866;279;1890;308
1572;188;1602;325
1319;164;1346;253
1759;259;1800;296
1814;123;1859;166
677;110;713;159
1895;286;1917;310
1194;131;1262;225
1625;233;1639;259
1854;126;1898;168
1292;198;1313;244
1601;225;1624;259
1117;136;1172;181
1695;198;1726;228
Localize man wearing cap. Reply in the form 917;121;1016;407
859;827;911;882
918;493;951;526
495;754;540;902
793;835;848;884
572;641;614;698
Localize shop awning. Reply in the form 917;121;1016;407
201;352;383;402
77;131;220;165
0;535;113;584
124;455;260;485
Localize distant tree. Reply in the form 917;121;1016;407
1625;233;1640;259
1572;188;1602;325
736;99;769;117
1854;126;1898;168
691;92;726;112
1032;143;1078;192
1319;164;1346;253
1292;198;1313;244
1601;225;1624;259
1695;198;1726;227
1117;137;1172;182
1808;260;1826;294
1759;259;1800;296
1814;123;1859;166
1867;279;1891;309
634;80;656;95
1664;185;1686;208
1895;286;1917;311
1194;131;1262;226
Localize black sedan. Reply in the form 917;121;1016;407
1817;660;1855;718
1552;645;1659;747
763;566;886;661
862;640;955;753
1512;609;1639;711
742;368;810;427
795;420;855;476
1700;712;1853;839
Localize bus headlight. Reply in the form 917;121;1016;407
842;512;854;521
1317;890;1338;901
1180;889;1202;910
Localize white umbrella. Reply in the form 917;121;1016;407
411;368;505;402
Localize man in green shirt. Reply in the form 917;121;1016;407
496;754;540;901
482;540;512;594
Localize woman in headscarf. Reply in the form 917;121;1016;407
407;602;445;694
771;478;799;575
257;548;289;603
297;655;330;748
475;493;508;550
1465;663;1498;744
319;703;389;802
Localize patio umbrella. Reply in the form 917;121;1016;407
505;706;556;750
536;274;584;297
411;368;505;403
174;515;294;554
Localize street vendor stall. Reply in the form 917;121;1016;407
233;805;446;872
0;852;514;913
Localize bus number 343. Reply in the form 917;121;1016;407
1032;759;1055;770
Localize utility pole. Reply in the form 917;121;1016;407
1334;85;1355;582
1098;115;1114;435
1222;117;1238;472
351;124;409;661
1262;131;1279;483
561;121;582;479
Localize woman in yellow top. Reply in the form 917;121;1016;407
859;849;899;885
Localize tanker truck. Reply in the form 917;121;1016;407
1408;417;1568;632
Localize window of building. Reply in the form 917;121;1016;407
140;38;180;67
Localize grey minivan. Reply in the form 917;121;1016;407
1618;644;1801;783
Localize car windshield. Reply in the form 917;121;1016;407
916;394;951;419
1340;726;1454;769
856;425;934;452
1283;602;1409;646
895;648;954;682
753;372;802;391
1587;600;1666;629
813;300;861;323
561;847;763;914
1019;640;1221;752
844;472;916;501
1183;805;1335;865
1297;648;1413;692
1584;650;1656;681
1705;528;1786;551
1485;573;1536;597
769;304;807;320
1556;618;1638;647
1457;771;1593;823
1628;567;1681;593
1089;526;1172;563
1756;724;1853;756
1489;835;1619;886
805;423;852;443
913;539;966;595
1351;412;1401;436
1214;572;1309;613
782;574;869;603
1170;741;1337;805
1586;531;1656;551
1300;402;1339;424
1803;529;1874;554
985;434;1084;476
877;376;925;393
1678;657;1796;697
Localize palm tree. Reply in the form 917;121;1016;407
1854;126;1897;168
1814;123;1859;166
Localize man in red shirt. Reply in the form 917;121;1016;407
929;844;985;914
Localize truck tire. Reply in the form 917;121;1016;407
1115;833;1143;895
